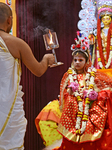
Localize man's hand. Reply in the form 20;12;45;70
44;54;55;66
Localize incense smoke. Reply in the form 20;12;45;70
17;0;76;40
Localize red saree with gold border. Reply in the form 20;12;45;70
53;69;112;150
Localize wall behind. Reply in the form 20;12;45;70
16;0;81;149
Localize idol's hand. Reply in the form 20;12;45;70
88;34;95;45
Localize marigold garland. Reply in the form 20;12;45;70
68;67;97;135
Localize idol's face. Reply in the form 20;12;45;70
73;54;86;74
101;15;112;26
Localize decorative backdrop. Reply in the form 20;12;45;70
1;0;16;36
16;0;81;149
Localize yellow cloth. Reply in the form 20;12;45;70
35;100;62;146
39;120;62;146
41;100;62;120
97;68;112;77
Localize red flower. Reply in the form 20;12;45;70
76;44;81;48
82;46;85;50
85;41;88;45
77;31;80;36
72;45;76;49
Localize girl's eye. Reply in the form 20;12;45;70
79;59;83;62
74;59;77;62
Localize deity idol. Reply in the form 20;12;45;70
89;0;112;69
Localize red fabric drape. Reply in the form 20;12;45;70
16;0;81;149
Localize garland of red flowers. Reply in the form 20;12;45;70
97;14;112;67
97;15;105;66
106;21;112;61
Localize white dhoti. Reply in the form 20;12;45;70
0;37;27;150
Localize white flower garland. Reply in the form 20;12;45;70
97;50;112;69
68;67;96;134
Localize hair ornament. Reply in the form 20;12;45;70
71;31;89;55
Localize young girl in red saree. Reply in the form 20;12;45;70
53;39;112;150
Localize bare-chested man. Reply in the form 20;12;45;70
0;2;55;150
